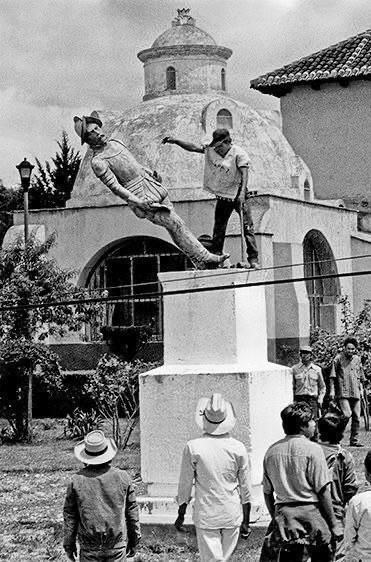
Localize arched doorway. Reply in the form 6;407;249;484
85;236;189;341
303;230;340;332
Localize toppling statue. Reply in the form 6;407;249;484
73;112;229;269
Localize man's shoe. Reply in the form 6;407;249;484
248;260;260;270
350;441;364;447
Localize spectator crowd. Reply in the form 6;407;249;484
63;336;370;562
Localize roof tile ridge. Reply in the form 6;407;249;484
252;28;370;84
339;33;370;76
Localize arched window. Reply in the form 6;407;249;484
303;179;311;201
86;237;189;342
216;108;233;129
303;230;340;332
221;68;226;91
166;66;176;90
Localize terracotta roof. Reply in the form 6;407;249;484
250;29;371;96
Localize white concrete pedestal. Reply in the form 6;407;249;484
138;270;292;524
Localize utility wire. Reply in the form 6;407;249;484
0;268;370;313
2;252;371;304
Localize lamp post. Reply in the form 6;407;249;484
16;157;34;243
16;157;34;440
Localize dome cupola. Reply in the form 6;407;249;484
137;8;232;101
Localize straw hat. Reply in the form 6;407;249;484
74;430;117;465
196;393;236;435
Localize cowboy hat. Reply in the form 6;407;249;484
196;393;236;435
74;430;117;465
73;111;103;145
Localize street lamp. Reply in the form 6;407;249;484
16;157;34;243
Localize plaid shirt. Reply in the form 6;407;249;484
330;352;365;399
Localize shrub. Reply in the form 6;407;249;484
86;355;159;449
64;408;104;440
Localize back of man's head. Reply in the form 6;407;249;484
281;402;312;435
364;450;371;475
318;412;346;444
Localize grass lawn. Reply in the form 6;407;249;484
1;420;371;561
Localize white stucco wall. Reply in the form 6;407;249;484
12;193;366;352
280;80;371;204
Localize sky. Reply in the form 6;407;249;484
1;0;370;187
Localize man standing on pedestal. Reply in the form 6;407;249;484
176;393;251;561
162;129;259;269
329;337;366;448
292;345;326;420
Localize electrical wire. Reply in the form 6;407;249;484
2;252;371;305
0;268;370;313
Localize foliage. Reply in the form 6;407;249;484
0;180;23;245
64;408;104;440
29;131;81;209
0;233;102;441
311;296;371;373
87;355;158;449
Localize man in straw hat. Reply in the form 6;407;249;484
63;430;141;561
176;392;252;561
73;112;229;270
162;129;259;269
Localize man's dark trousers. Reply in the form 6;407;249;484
212;197;258;261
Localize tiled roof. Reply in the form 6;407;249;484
250;29;371;96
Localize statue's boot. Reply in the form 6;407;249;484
148;208;229;269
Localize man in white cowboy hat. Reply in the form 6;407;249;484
176;392;252;562
73;112;228;270
63;430;141;561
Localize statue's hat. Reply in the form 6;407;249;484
73;111;102;145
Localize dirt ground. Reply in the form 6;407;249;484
1;419;370;561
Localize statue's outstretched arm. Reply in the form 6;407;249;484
92;157;145;209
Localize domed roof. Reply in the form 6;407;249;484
69;93;310;209
152;9;216;48
152;24;216;48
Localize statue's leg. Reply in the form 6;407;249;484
148;208;229;269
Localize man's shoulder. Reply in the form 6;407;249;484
231;144;249;158
292;362;302;372
264;436;288;456
310;363;322;373
350;490;371;508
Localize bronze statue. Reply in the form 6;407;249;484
74;112;228;269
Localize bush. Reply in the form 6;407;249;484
64;408;104;440
311;297;371;373
86;355;159;449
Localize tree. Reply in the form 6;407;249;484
311;296;371;373
0;233;101;441
0;181;23;245
29;131;81;209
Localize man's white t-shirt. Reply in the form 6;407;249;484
203;144;250;200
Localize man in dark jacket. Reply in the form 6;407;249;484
63;430;141;561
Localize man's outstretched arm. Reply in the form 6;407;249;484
162;136;204;153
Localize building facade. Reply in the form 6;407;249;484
251;29;371;215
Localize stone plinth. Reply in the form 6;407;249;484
139;269;292;523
